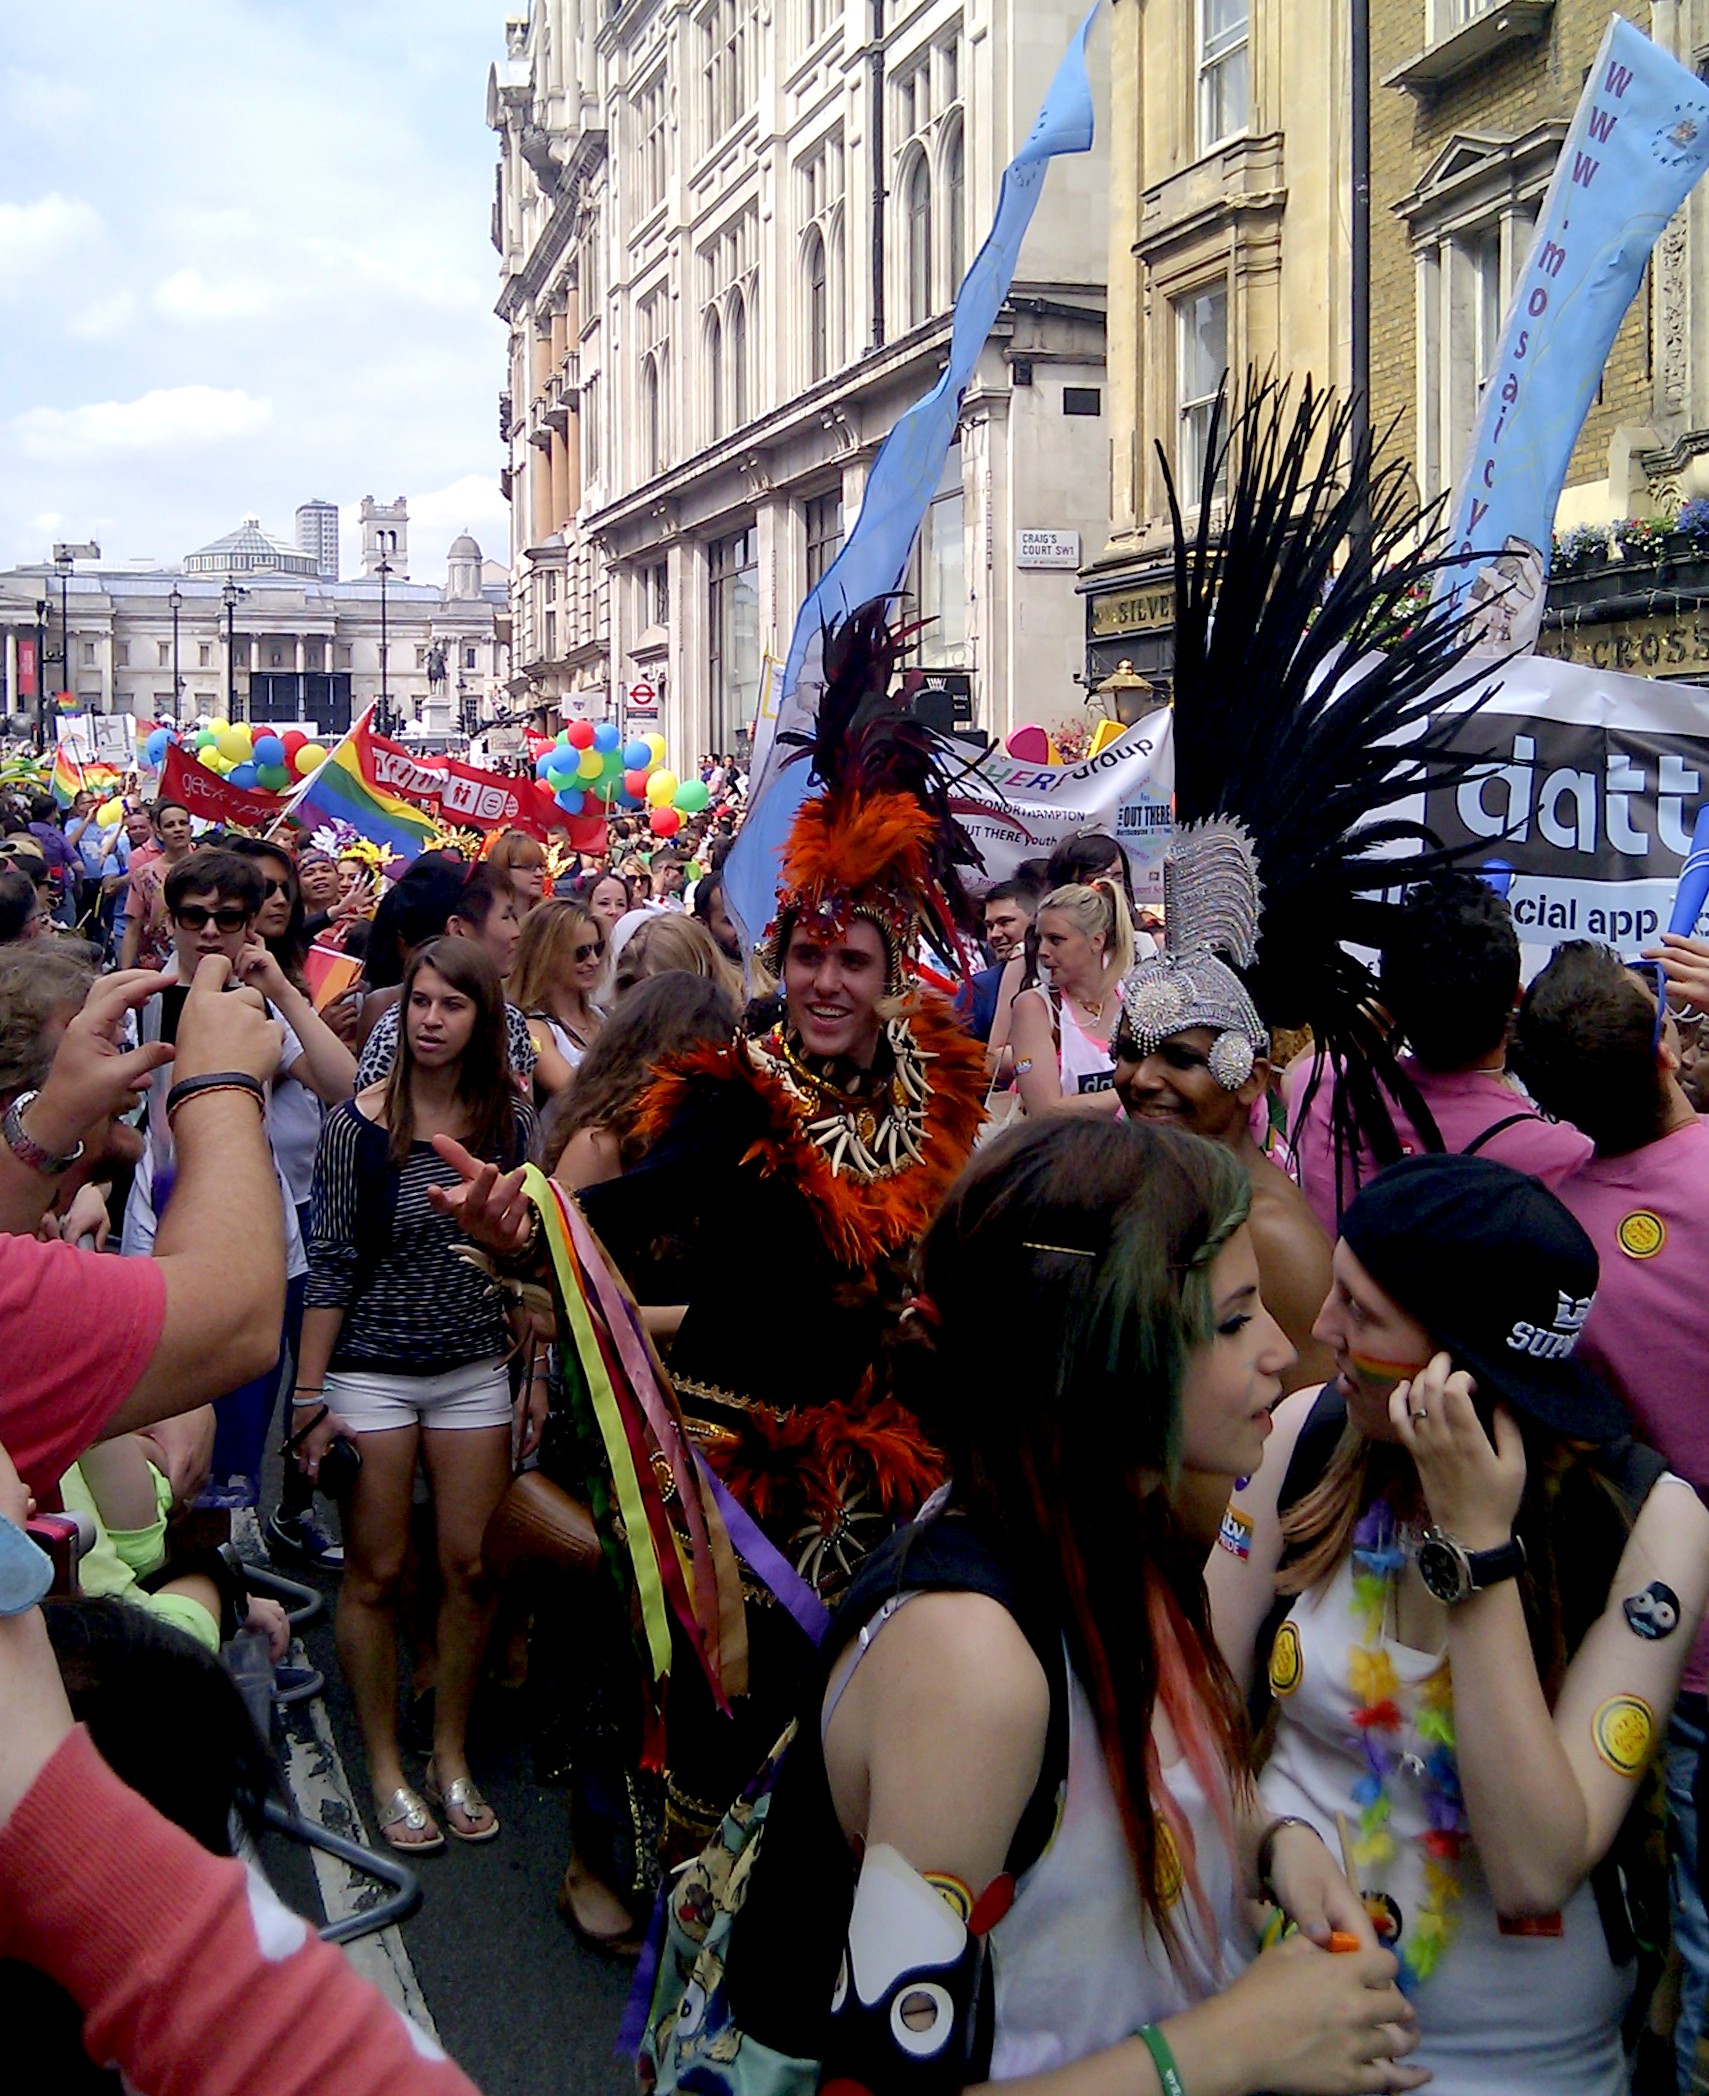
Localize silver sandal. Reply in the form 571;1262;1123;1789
425;1767;500;1843
375;1785;446;1854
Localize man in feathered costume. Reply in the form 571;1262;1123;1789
570;598;987;1850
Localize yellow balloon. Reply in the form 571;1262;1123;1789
216;725;251;763
293;744;327;777
204;751;230;775
644;733;667;764
645;768;679;806
96;799;124;827
208;718;230;736
576;746;604;781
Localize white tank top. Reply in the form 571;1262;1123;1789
1259;1554;1632;2096
1023;987;1119;1109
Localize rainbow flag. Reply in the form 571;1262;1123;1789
285;710;440;859
49;746;83;809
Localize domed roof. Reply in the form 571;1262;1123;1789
447;531;482;560
184;515;316;577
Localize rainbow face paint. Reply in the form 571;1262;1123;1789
1347;1353;1427;1395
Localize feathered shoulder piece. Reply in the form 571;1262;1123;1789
763;598;980;990
1156;372;1500;1143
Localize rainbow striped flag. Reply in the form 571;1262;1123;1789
49;745;83;809
284;710;440;859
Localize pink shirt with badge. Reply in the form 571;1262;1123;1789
1553;1116;1709;1693
1286;1053;1593;1235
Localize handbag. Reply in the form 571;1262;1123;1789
482;1466;602;1578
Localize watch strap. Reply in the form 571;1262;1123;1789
2;1089;84;1175
1464;1534;1526;1592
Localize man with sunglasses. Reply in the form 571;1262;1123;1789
120;853;351;1511
1515;936;1709;2095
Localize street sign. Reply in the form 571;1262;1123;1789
1016;529;1081;570
625;678;659;717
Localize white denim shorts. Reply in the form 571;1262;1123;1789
327;1358;512;1435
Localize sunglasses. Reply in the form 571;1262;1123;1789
574;939;607;963
172;904;252;933
258;876;294;899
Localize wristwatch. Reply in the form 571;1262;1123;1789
1417;1526;1526;1606
2;1089;84;1176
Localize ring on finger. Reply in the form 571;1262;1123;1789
1410;1408;1428;1421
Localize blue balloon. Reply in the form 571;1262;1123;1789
622;739;652;770
617;789;642;810
592;721;620;753
535;752;557;780
144;729;170;765
228;762;259;791
554;785;584;815
252;735;286;767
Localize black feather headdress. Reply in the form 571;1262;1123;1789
762;597;981;991
1157;372;1500;1181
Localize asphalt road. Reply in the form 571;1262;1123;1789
244;1478;635;2096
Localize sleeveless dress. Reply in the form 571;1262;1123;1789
1259;1551;1632;2095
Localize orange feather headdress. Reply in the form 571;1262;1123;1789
760;599;980;993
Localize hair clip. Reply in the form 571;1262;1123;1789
1021;1240;1097;1259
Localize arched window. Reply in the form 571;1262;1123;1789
906;155;932;327
729;290;747;428
707;311;724;443
805;230;828;382
642;355;662;477
944;122;965;295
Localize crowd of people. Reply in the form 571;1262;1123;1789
6;405;1709;2096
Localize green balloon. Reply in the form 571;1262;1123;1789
194;730;216;749
673;778;710;814
257;763;291;792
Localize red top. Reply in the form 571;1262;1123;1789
0;1725;479;2096
0;1236;165;1498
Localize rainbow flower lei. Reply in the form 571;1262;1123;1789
1348;1500;1468;1989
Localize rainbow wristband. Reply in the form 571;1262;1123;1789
1137;2022;1186;2096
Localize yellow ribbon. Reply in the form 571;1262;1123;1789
526;1165;673;1683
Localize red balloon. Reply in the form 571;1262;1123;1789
649;806;682;838
566;720;596;750
281;729;308;756
622;767;651;800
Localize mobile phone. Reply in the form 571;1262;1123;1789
156;983;191;1047
25;1510;95;1597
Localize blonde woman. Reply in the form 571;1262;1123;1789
1008;878;1135;1116
610;912;742;1007
510;898;606;1095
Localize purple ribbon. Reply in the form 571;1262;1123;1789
695;1454;832;1647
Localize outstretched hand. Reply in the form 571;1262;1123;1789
425;1134;533;1256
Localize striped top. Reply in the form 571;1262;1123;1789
305;1097;535;1376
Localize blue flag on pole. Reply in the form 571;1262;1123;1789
724;2;1101;955
1436;17;1709;652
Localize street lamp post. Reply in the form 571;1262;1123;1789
221;579;249;720
168;586;183;725
50;542;100;722
374;526;398;736
33;599;49;753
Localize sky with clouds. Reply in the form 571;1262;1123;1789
0;1;510;586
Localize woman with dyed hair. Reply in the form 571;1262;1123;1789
642;1117;1422;2095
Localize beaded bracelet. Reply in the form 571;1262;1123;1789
1136;2023;1186;2096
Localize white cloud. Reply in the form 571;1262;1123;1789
67;290;135;338
11;386;272;464
153;268;277;325
0;193;102;280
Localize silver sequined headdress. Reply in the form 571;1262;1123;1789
1120;819;1270;1091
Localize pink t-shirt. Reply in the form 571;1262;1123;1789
0;1235;166;1498
1553;1118;1709;1694
1286;1054;1593;1235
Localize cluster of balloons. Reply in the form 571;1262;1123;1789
533;724;711;838
142;719;329;794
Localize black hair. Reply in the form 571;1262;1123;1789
1047;831;1133;906
690;868;723;922
364;850;470;989
1513;939;1672;1154
0;867;39;943
1379;872;1518;1069
28;794;56;824
984;878;1037;914
151;798;189;826
449;861;515;933
163;849;264;918
223;835;309;984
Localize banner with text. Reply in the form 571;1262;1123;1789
362;722;607;852
1408;654;1709;955
161;740;290;828
1437;17;1709;652
953;709;1174;906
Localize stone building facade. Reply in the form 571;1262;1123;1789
1081;0;1354;694
489;0;1111;756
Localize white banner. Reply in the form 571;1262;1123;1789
1412;655;1709;959
952;708;1174;906
55;713;135;765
